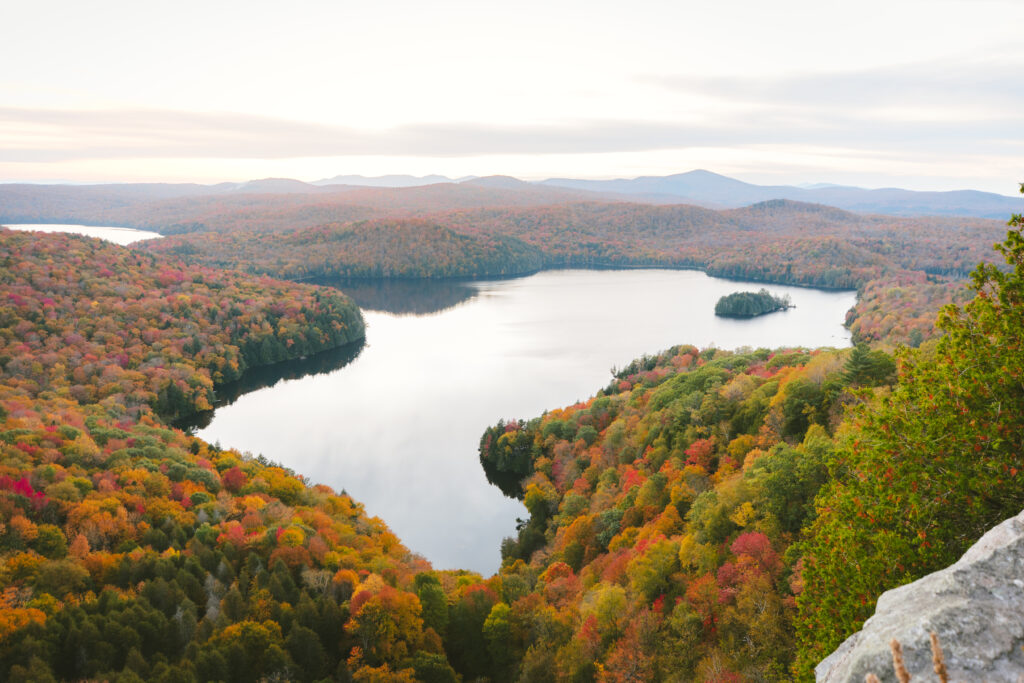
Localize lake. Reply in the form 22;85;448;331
3;223;162;245
190;269;857;574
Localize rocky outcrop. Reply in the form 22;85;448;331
816;508;1024;682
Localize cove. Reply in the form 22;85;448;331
192;268;856;574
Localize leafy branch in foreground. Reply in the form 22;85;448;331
794;183;1024;677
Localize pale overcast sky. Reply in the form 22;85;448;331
1;0;1021;192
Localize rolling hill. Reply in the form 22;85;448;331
541;169;1023;218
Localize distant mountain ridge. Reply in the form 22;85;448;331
1;170;1019;221
540;169;1022;219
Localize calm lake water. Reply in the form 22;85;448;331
4;223;162;245
192;269;856;574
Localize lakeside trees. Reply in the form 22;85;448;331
0;229;363;423
473;344;874;679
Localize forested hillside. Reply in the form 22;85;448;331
146;219;546;280
437;200;1000;284
843;273;973;347
0;230;458;682
472;343;893;680
0;229;364;422
0;387;453;682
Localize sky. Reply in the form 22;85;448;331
1;0;1022;193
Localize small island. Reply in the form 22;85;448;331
714;288;793;318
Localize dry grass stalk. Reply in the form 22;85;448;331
930;631;948;683
867;634;950;682
890;638;911;683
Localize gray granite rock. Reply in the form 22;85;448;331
816;508;1024;683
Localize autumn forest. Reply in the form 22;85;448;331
1;178;1023;682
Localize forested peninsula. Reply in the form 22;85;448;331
149;219;546;281
0;230;364;422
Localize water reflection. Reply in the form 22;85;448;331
314;277;476;315
177;340;365;431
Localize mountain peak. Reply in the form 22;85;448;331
460;175;532;189
230;178;321;194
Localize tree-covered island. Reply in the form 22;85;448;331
714;288;793;318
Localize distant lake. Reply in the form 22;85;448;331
4;223;162;245
189;269;857;574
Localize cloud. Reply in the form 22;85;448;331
0;96;1020;164
649;59;1024;113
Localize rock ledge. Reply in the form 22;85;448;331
816;508;1024;683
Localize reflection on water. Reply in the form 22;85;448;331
177;340;365;431
314;277;477;315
